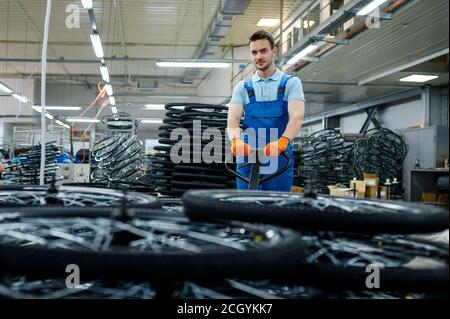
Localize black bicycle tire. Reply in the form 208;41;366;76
172;181;229;189
0;185;162;209
153;145;173;152
0;207;306;281
172;172;229;182
182;190;449;234
180;111;228;119
287;263;448;292
184;105;228;112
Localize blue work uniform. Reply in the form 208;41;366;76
230;69;305;191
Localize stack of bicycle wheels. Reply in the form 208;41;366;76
352;128;407;183
181;189;449;296
299;129;354;194
91;134;145;184
0;185;447;299
13;142;60;185
152;103;236;197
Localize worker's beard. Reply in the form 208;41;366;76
255;60;272;71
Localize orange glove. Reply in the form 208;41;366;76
231;138;250;157
264;136;290;156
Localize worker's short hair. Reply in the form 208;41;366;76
249;30;275;49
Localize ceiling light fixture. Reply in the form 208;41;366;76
399;75;439;83
147;95;190;99
145;104;166;110
156;61;231;68
100;65;110;82
356;0;389;16
257;19;280;27
0;82;13;94
32;106;82;111
286;44;319;65
12;93;29;103
90;34;104;58
108;96;116;105
81;0;93;9
111;106;118;114
104;83;113;96
141;119;164;124
66;118;100;123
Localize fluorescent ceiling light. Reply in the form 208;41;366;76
33;106;82;111
145;104;166;110
90;34;104;58
63;124;71;129
100;65;110;82
111;106;118;114
357;0;389;16
0;82;13;94
108;96;116;105
12;93;29;103
147;95;190;99
303;20;316;28
286;44;319;65
156;61;231;68
45;113;54;120
141;119;163;124
257;19;280;27
32;105;42;112
81;0;93;9
67;118;100;123
399;75;439;83
105;83;113;96
55;120;65;126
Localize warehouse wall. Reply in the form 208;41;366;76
301;85;448;136
0;122;12;147
428;87;449;127
339;98;423;133
0;78;35;119
41;82;99;107
300;121;323;136
378;98;424;130
198;46;251;104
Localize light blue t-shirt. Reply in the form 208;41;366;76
230;69;305;106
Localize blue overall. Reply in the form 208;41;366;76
236;74;294;191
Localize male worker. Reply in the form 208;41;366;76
227;30;305;191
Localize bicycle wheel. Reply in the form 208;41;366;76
0;185;161;208
182;190;449;234
0;274;157;299
0;207;305;281
291;232;448;292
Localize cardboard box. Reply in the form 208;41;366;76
345;190;366;199
421;193;448;206
438;194;449;205
350;180;366;193
328;185;365;198
366;186;389;200
291;186;303;193
422;193;437;203
363;173;379;187
328;185;352;197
